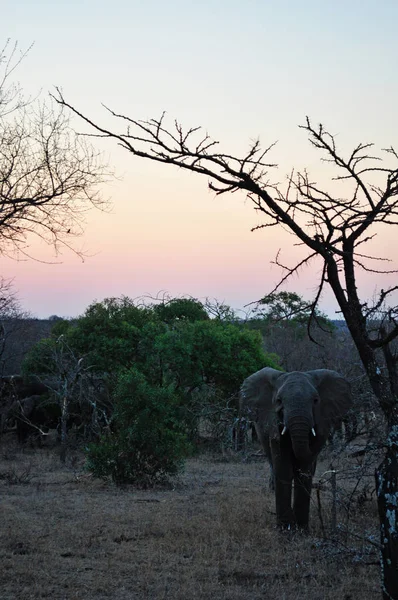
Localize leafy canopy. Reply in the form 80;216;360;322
251;291;334;332
86;367;190;485
23;295;278;484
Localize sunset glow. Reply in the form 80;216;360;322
1;0;397;318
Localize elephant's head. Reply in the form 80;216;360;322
240;368;352;463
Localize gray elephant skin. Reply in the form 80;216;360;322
8;395;61;443
240;368;352;530
0;376;60;443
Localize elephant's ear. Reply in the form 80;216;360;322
240;367;284;418
307;369;352;433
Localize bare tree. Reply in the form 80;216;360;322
24;333;103;462
54;93;397;599
0;41;108;259
41;336;87;463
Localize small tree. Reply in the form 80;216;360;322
54;97;398;598
152;297;209;324
203;298;239;322
253;291;332;329
0;41;107;259
86;368;190;485
23;334;94;462
245;291;335;371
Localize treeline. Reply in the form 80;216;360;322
0;293;381;485
6;296;276;481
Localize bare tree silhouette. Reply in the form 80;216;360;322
0;42;108;260
54;93;398;599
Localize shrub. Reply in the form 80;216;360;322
85;368;190;485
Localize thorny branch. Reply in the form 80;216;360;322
53;92;398;349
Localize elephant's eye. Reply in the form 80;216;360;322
313;396;320;404
275;397;283;413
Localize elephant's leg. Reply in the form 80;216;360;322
268;462;275;491
293;460;316;529
271;439;294;528
254;425;275;491
264;434;275;491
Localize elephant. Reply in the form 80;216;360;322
240;367;352;530
0;375;48;401
6;393;61;443
0;375;53;439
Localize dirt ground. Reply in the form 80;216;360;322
0;436;380;600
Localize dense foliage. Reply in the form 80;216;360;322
23;296;277;483
248;291;334;337
86;368;190;485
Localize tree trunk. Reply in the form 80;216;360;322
334;309;398;599
375;424;398;600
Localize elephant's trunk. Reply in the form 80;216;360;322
287;416;313;463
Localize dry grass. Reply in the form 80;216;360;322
0;436;380;600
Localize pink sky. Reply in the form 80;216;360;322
2;166;395;319
1;0;397;319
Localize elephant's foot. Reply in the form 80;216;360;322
276;507;295;530
294;522;310;534
277;521;309;534
277;521;295;532
294;498;311;530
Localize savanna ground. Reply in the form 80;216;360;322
0;435;381;600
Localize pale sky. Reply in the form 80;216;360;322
1;0;397;318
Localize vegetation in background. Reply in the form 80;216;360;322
253;291;333;328
22;295;277;483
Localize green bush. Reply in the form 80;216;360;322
85;368;190;485
153;297;209;323
24;295;281;477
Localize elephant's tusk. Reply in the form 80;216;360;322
311;428;316;437
281;426;287;435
